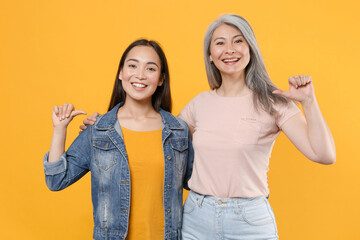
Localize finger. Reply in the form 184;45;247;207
300;75;307;86
305;75;312;84
61;105;65;120
93;112;101;118
84;119;95;125
70;110;87;118
65;103;74;118
87;115;97;123
294;75;302;88
288;76;298;88
87;115;96;121
62;103;69;119
85;113;100;125
53;106;59;116
272;89;291;98
80;125;87;130
300;75;304;85
58;105;63;120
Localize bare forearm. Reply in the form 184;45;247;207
301;98;336;164
48;127;67;163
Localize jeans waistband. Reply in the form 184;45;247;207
188;190;267;208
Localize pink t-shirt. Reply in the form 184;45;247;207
179;90;301;198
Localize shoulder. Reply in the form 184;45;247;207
272;100;301;127
273;100;300;114
95;113;106;123
93;107;119;130
190;90;214;102
160;110;189;131
174;116;189;130
171;116;191;140
183;91;214;110
92;114;107;130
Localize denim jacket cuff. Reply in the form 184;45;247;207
43;151;67;175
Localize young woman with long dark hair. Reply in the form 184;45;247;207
44;39;193;240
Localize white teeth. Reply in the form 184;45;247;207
132;83;146;88
223;58;239;63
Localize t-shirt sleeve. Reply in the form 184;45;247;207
178;97;196;128
275;101;301;129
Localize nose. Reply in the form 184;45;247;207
135;67;146;80
225;44;236;54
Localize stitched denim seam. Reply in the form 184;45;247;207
241;199;274;226
265;199;278;237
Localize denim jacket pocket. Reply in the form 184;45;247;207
93;138;118;171
170;138;188;174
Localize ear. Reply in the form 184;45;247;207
119;70;123;81
158;74;165;87
209;55;213;62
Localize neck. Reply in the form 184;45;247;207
118;97;158;119
217;71;251;97
117;97;162;131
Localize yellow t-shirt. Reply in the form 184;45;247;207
121;126;164;240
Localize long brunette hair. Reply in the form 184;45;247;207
108;39;172;112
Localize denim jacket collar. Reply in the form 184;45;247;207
94;102;184;131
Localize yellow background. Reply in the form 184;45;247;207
1;0;359;239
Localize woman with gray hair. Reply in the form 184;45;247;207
179;14;335;239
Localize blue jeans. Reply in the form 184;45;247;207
182;191;278;240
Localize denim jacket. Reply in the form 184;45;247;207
43;103;194;240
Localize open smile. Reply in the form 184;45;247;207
131;82;147;88
222;58;240;63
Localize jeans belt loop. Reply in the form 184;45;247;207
197;195;205;207
234;199;240;215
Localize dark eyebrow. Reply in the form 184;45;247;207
127;59;159;68
127;59;139;63
213;34;244;42
126;58;139;62
147;62;159;68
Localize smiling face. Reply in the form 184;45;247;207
209;24;250;79
119;45;163;104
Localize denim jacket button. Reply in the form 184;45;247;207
167;209;171;213
167;155;172;160
167;184;171;189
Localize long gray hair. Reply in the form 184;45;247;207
204;14;289;114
